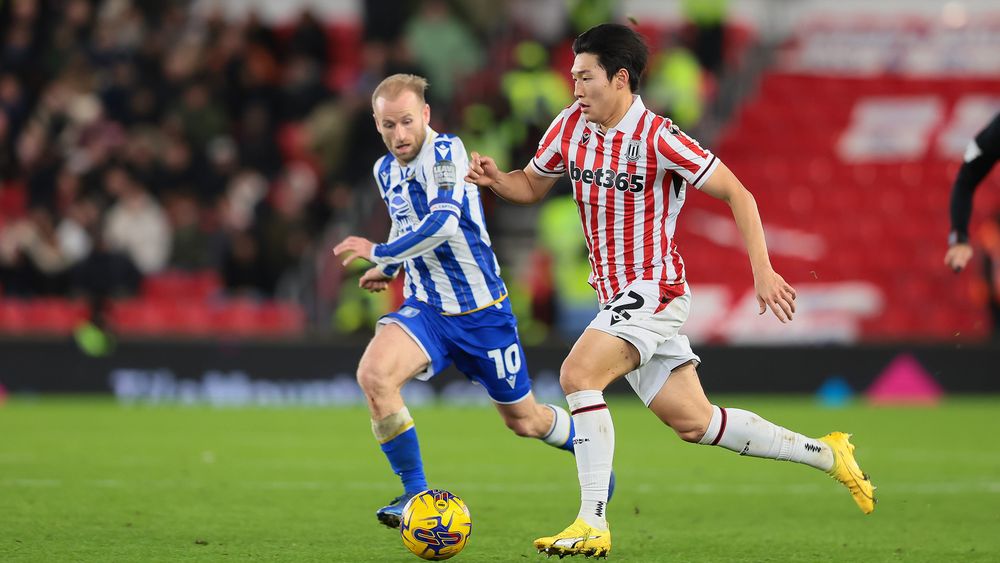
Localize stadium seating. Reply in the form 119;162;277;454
680;72;1000;340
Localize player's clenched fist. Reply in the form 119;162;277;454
358;267;392;292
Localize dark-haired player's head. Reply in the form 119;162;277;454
570;23;649;126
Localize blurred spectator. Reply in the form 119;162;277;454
165;191;213;271
176;82;228;151
280;55;329;121
288;10;328;64
459;103;520;175
221;229;269;297
69;227;142;309
363;0;416;43
980;214;1000;337
681;0;728;76
0;73;29;139
0;207;71;296
56;197;101;267
403;0;483;106
644;40;704;128
501;41;572;128
535;185;597;342
567;0;615;36
102;166;171;274
508;0;570;45
238;102;282;178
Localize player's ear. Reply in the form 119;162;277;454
423;103;430;123
373;112;382;133
617;69;629;90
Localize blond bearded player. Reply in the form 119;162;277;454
333;74;606;532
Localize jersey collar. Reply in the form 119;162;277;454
396;125;438;168
591;95;646;136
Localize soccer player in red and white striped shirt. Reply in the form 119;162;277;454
466;23;875;558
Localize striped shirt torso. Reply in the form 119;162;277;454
531;96;719;303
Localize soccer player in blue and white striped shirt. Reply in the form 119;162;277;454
334;74;601;529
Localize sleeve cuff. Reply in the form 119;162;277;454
530;158;565;178
690;155;719;189
949;231;969;245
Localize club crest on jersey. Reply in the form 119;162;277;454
389;194;414;229
580;130;592;145
625;139;642;162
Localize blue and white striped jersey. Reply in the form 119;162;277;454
370;127;507;315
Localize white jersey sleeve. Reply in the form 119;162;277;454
530;108;571;177
654;122;720;189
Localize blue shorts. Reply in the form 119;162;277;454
378;297;532;404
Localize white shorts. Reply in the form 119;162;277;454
587;280;701;406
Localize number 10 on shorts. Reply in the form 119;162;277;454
487;344;521;389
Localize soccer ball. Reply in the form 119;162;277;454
400;489;472;560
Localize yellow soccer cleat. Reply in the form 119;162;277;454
534;518;611;558
820;431;876;514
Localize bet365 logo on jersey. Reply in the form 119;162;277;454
569;162;645;192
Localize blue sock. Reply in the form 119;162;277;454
561;417;576;453
542;404;577;453
380;426;428;494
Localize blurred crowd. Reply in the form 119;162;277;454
0;0;727;335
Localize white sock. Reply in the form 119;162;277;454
541;404;572;449
566;390;613;530
698;406;833;471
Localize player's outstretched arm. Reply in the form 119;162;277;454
700;162;796;323
465;152;558;205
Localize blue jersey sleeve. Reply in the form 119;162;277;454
425;135;468;216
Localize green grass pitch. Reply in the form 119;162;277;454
2;396;999;562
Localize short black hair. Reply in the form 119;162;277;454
572;23;648;92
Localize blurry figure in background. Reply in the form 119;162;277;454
681;0;728;76
458;103;519;178
221;229;270;297
502;41;573;130
644;37;704;129
403;0;483;106
536;182;596;342
979;214;1000;336
507;0;570;45
0;207;72;296
56;196;101;268
333;74;586;530
165;191;213;271
69;225;142;325
945;112;1000;272
102;165;170;275
566;0;615;36
362;0;416;43
333;259;392;334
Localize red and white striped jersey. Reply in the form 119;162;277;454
531;96;720;304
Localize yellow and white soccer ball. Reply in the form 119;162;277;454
400;489;472;560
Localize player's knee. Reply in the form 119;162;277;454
675;424;708;443
669;417;710;443
356;361;390;399
558;359;590;393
